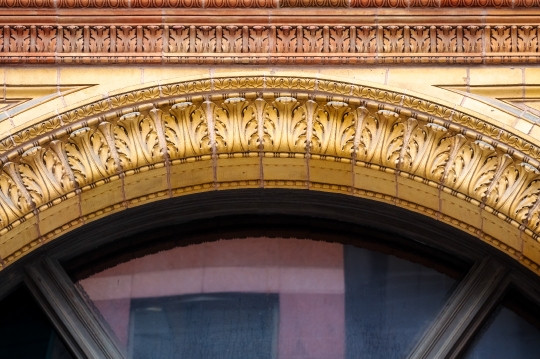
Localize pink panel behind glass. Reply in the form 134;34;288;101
78;237;346;359
279;293;345;359
93;299;131;347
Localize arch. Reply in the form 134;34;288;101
2;74;540;275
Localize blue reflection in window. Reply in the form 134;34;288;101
463;305;540;359
344;246;456;359
129;293;279;359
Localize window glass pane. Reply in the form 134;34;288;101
462;304;540;359
344;246;456;358
130;293;278;359
0;287;74;359
78;238;457;359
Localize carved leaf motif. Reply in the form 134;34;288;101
143;26;163;53
356;109;402;166
436;26;457;53
36;26;57;52
0;164;33;227
195;26;216;52
169;26;190;53
356;26;376;53
491;26;511;52
486;161;540;223
90;26;111;52
276;26;297;53
383;26;404;53
221;26;242;53
65;125;116;187
263;97;307;154
9;26;30;52
329;26;350;53
445;140;498;199
410;26;430;53
312;101;355;158
116;26;136;52
248;26;269;53
303;26;323;52
463;26;483;53
19;144;73;206
63;26;83;52
166;102;211;159
214;98;258;153
518;26;538;52
406;123;452;182
113;112;162;170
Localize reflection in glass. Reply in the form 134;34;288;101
130;293;278;359
78;238;457;359
0;287;73;359
462;305;540;359
345;246;456;358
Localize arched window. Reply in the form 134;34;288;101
0;191;538;359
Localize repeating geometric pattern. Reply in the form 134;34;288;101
1;76;540;254
1;0;538;6
1;24;540;64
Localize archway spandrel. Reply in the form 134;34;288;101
1;75;540;275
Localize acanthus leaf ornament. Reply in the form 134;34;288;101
312;101;355;158
0;163;34;227
2;77;540;272
19;144;74;206
166;102;211;160
214;97;258;154
114;112;162;170
265;97;307;154
65;125;117;187
406;122;451;182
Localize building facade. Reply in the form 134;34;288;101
1;2;540;358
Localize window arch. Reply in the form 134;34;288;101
0;189;539;359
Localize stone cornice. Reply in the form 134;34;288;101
1;20;540;64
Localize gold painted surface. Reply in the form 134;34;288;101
1;74;540;276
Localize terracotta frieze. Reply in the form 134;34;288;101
1;0;539;7
1;23;540;64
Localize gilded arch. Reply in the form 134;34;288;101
2;74;540;275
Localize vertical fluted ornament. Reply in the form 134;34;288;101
113;112;162;170
264;97;308;154
0;163;34;227
214;98;258;153
65;125;117;187
445;140;498;200
19;145;73;206
167;102;211;159
311;101;355;158
407;122;452;182
486;160;540;223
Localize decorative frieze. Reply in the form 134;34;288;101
1;0;539;6
2;76;540;247
1;24;540;64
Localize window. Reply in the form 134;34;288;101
0;287;73;359
77;238;458;359
0;203;538;359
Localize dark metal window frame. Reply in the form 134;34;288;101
0;189;537;359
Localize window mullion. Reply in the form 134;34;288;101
24;256;126;359
406;256;510;359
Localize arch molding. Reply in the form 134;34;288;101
1;75;540;274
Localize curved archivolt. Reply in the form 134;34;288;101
1;75;540;273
